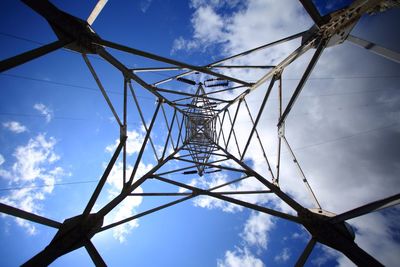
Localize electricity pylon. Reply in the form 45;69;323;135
0;0;399;266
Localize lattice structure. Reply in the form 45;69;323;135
0;0;399;266
185;84;218;176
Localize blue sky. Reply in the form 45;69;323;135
1;0;400;266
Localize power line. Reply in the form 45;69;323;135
0;31;43;45
236;98;400;124
2;122;398;192
287;121;400;153
2;31;400;85
283;75;400;81
0;179;98;192
0;112;87;121
0;73;154;100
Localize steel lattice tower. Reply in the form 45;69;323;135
0;0;400;266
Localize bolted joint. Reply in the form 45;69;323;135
120;125;127;140
22;213;103;267
278;124;285;137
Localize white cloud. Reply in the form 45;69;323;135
104;160;153;242
337;212;400;266
185;173;241;212
3;121;27;133
183;171;275;213
171;0;400;266
241;212;274;249
192;6;225;43
0;154;4;166
106;130;144;155
274;247;291;263
172;4;226;53
140;0;152;13
190;0;242;9
33;103;53;122
217;247;265;267
311;245;340;267
0;134;66;234
110;198;141;243
172;0;308;55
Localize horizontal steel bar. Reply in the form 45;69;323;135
97;39;252;86
0;39;70;72
152;31;305;86
0;202;61;229
347;34;400;64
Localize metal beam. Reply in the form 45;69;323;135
83;136;127;216
295;238;316;267
154;175;302;223
298;0;325;27
330;193;400;224
97;39;252;86
241;77;276;159
347;34;400;64
0;203;61;229
153;31;305;86
85;239;107;267
278;40;326;127
83;54;123;127
0;39;70;72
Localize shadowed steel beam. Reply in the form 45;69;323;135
282;135;321;210
213;190;272;195
97;48;187;115
243;98;275;180
208;191;301;223
174;113;183;149
211;65;275;69
172;85;245;103
156;165;197;176
131;65;274;73
129;192;192;196
0;203;61;229
154;175;302;223
214;37;316;120
210;175;252;191
276;75;283;185
217;111;228;147
99;195;194;232
241;77;276;160
155;87;230;103
97;143;185;217
278;40;326;127
83;54;123;126
83;136;127;216
129;190;271;196
337;240;384;267
123;79;127;184
127;100;161;185
97;39;252;86
347;34;400;64
0;39;70;72
153;31;305;86
132;66;185;72
161;106;176;159
299;0;325;27
330;193;400;224
174;157;247;173
128;82;159;161
85;239;107;267
226;110;242;158
213;141;306;213
295;238;316;267
225;100;242;150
